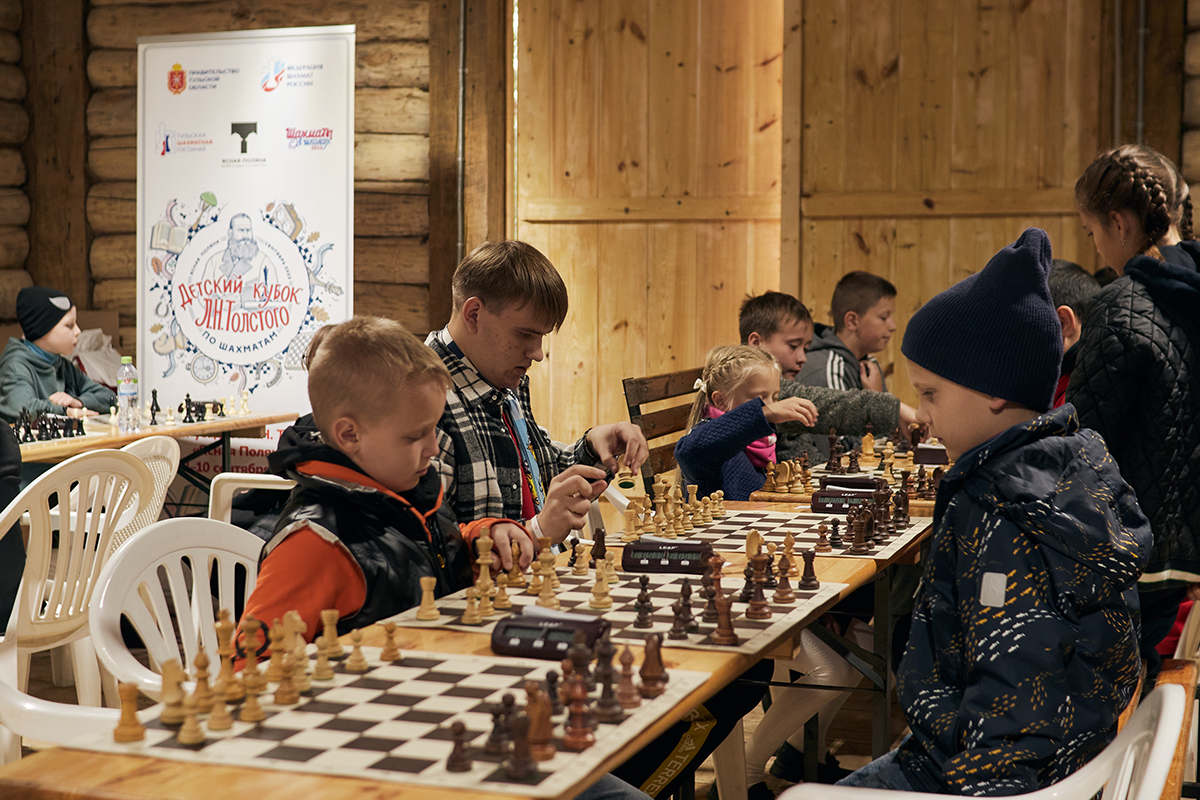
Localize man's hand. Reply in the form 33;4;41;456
65;407;98;419
763;397;818;427
536;464;607;544
860;359;884;392
49;392;82;408
487;522;535;571
584;423;648;473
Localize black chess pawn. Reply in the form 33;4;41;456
700;574;719;623
678;578;697;632
545;669;564;715
668;601;689;640
739;560;755;603
446;720;472;772
590;528;607;569
798;549;821;591
75;417;85;436
828;518;843;548
763;547;778;589
485;703;511;755
215;398;225;418
568;631;595;691
566;535;580;570
847;448;860;473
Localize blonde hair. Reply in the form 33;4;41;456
304;316;451;437
687;345;780;428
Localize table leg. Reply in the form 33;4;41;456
221;432;232;473
872;566;893;759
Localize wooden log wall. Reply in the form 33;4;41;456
84;0;433;351
0;0;31;317
1184;1;1200;186
517;0;784;441
788;0;1117;409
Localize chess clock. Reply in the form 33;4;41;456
620;536;714;574
913;442;950;465
491;606;611;660
810;474;886;513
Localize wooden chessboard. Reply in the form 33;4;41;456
67;647;707;798
390;570;846;656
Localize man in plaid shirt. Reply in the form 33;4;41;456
427;240;773;798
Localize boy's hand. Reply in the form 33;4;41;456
763;397;818;427
859;358;884;391
899;402;920;431
50;392;82;408
537;464;607;544
584;423;648;473
487;522;535;571
64;407;98;419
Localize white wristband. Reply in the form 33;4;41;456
528;515;544;540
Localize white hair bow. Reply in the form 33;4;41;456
693;378;707;392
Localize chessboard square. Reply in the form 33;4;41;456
363;665;429;682
155;736;215;751
281;728;361;750
388;737;453;760
238;726;299;742
482;764;550;786
412;694;486;714
370;693;427;707
418;671;475;684
371;755;438;774
432;657;492;674
458;673;531;690
396;709;455;724
259;744;325;762
441;685;496;699
339;703;408;722
314;686;385;705
367;719;439;740
306;746;384;772
342;735;409;752
393;657;444;669
346;677;402;691
264;709;336;729
425;725;482;742
203;735;280;759
480;664;536;677
317;717;379;733
298;700;354;715
389;680;457;697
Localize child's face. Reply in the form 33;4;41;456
1079;210;1138;273
848;296;896;354
906;359;997;461
752;319;813;380
350;379;446;494
36;307;81;356
717;367;780;412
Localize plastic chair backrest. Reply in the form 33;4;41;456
109;436;181;555
774;683;1185;800
0;450;152;649
90;518;264;700
207;471;296;523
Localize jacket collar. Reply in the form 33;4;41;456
942;403;1079;488
428;326;524;407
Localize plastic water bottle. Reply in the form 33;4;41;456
117;356;140;433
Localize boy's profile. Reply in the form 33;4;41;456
0;286;117;422
839;229;1151;793
240;316;532;651
796;271;896;391
1047;259;1100;408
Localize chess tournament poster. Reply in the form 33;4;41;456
136;26;354;476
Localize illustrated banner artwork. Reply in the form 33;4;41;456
137;26;354;447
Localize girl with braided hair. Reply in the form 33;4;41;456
1068;146;1200;674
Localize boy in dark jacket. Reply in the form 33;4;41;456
1047;259;1100;409
841;229;1152;794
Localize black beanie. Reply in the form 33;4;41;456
17;287;73;342
901;228;1062;412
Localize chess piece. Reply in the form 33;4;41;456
701;574;720;623
313;635;336;680
668;600;689;640
182;394;194;424
746;553;772;619
590;528;607;569
239;673;265;723
291;643;312;693
477;573;496;618
562;672;595;752
763;461;777;492
847;448;860;473
446;720;473;772
149;389;160;426
799;548;821;590
739;559;755;604
593;637;624;724
160;658;186;725
617;645;641;709
638;633;668;698
461;587;484;624
862;424;875;458
346;629;370;672
494;573;513;609
815;523;832;553
622;506;639;543
485;703;511;755
416;576;440;620
113;682;145;742
176;694;205;745
207;680;233;731
265;619;287;682
764;543;778;589
241;389;251;415
572;542;589;576
525;681;556;761
828;518;843;548
849;511;872;555
773;555;796;603
508;541;526;589
568;630;595;691
274;651;300;704
590;560;613;609
506;715;537;780
536;551;561;611
700;497;713;523
545;668;564;716
527;557;544;595
321;609;344;658
605;551;619;585
381;621;401;661
710;592;740;646
192;647;214;712
633;575;654;629
679;577;697;632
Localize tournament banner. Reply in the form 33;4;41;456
136;26;354;475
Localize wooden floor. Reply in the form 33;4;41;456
22;650;908;798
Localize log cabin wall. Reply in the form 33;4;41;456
83;0;433;352
0;0;31;317
516;0;785;442
784;0;1150;409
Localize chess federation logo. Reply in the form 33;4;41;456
261;56;285;92
230;121;257;154
167;63;186;94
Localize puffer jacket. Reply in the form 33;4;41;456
775;379;900;464
895;404;1151;795
1066;241;1200;585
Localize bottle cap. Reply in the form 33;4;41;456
121;356;132;364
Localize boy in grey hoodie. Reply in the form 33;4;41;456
796;270;896;392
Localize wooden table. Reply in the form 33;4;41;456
0;507;905;800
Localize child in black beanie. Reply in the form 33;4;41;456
0;286;117;422
838;229;1152;794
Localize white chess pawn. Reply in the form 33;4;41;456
240;389;250;416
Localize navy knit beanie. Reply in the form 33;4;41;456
16;286;72;343
901;228;1062;412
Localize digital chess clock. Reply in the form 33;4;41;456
913;442;950;465
491;606;611;660
810;489;878;513
620;536;714;574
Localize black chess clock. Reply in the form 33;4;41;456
620;537;714;574
491;606;611;660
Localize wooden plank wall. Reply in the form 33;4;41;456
516;0;784;441
793;0;1109;408
0;0;30;317
83;0;433;351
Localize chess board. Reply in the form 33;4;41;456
745;489;937;518
68;647;707;798
390;570;846;655
684;509;932;561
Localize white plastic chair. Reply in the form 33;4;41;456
1174;601;1200;782
207;471;295;523
89;517;263;702
776;683;1186;800
108;436;181;555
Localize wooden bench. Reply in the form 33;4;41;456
623;367;701;493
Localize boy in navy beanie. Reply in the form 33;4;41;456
837;229;1152;794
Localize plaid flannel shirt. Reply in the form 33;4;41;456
426;328;597;525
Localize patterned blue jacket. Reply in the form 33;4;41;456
896;404;1151;795
674;399;774;501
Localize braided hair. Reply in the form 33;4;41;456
1075;146;1181;254
687;345;780;429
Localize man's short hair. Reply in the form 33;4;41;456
830;271;897;332
451;240;569;330
738;291;813;344
1048;259;1101;318
304;316;451;438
